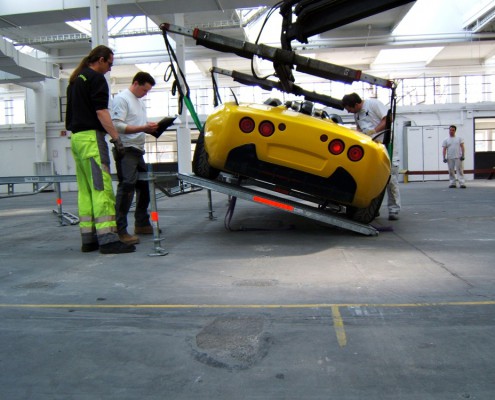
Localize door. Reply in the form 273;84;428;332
474;118;495;179
422;126;439;180
404;127;423;181
437;126;450;181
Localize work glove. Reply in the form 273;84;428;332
443;158;447;163
110;137;125;158
365;129;376;136
460;156;465;161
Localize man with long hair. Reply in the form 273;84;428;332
66;45;135;254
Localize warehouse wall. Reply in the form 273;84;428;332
0;122;76;193
393;103;495;182
1;103;494;193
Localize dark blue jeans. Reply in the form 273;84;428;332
113;147;151;234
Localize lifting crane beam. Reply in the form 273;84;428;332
160;23;393;90
210;66;344;110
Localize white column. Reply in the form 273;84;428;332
90;0;111;90
23;82;46;162
90;0;109;47
34;85;46;162
174;14;192;174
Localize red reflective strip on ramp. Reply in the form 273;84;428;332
253;196;294;212
151;211;159;222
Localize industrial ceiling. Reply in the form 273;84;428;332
1;0;495;87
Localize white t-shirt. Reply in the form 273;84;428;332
354;98;388;133
111;88;147;151
354;99;398;164
442;136;464;159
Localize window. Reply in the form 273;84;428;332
474;118;495;152
0;98;25;125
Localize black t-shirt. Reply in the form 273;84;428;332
66;67;109;133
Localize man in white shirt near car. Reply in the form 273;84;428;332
342;92;401;221
111;72;158;245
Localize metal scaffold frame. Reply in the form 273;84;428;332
0;172;198;256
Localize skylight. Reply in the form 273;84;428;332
65;16;165;68
243;7;282;45
392;0;479;36
373;47;444;66
66;16;159;37
66;20;92;37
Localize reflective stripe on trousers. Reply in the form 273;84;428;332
71;130;119;245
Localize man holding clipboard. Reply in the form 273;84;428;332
149;116;177;139
111;72;159;245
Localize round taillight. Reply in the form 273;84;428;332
348;145;364;161
239;117;255;133
328;139;345;155
259;120;275;137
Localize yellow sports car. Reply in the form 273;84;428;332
193;101;391;223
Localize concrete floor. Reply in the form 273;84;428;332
0;179;494;399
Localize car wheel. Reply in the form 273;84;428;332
193;131;220;180
346;186;386;224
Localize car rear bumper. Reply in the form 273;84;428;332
225;144;357;204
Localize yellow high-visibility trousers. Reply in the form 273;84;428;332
71;130;119;246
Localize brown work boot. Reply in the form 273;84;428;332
118;232;140;245
134;225;154;235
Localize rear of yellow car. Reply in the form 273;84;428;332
202;102;390;209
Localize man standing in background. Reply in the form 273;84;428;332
111;72;158;245
442;125;466;188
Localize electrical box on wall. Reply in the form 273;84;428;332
404;126;450;181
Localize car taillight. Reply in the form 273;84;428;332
259;120;275;137
328;139;345;155
348;145;364;161
239;117;255;133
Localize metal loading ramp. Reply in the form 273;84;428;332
178;173;379;237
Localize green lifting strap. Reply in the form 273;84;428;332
386;86;397;162
162;29;204;134
183;95;204;132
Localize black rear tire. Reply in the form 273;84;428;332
193;132;220;180
346;186;386;224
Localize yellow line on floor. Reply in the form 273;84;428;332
331;306;347;347
0;301;494;309
3;301;492;349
